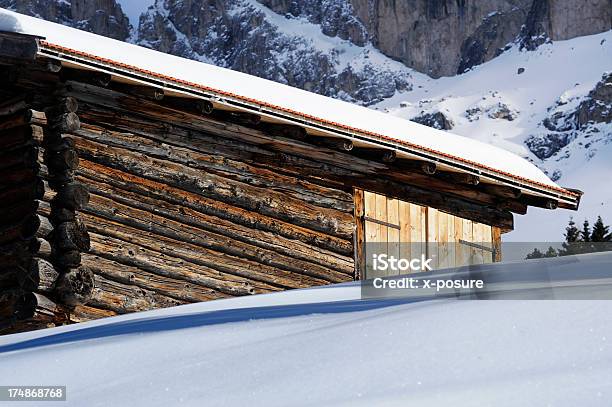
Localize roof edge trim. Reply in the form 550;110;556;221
35;39;581;207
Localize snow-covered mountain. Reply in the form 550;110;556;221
374;31;612;241
1;0;610;240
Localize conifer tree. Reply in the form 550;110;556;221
591;216;611;242
526;248;544;259
558;217;581;256
526;246;558;260
544;246;558;258
581;219;591;242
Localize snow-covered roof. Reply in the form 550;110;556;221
0;9;580;205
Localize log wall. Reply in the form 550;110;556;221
1;55;520;332
53;81;354;320
0;94;93;333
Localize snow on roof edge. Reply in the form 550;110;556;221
0;9;579;200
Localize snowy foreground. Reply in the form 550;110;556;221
2;254;612;406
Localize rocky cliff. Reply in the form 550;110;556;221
134;0;412;105
352;0;611;77
526;72;612;161
1;0;609;103
2;0;130;40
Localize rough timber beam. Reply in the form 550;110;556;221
163;96;214;115
0;32;39;61
61;68;112;88
395;158;437;175
310;136;354;152
351;146;398;163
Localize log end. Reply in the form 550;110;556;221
55;267;95;306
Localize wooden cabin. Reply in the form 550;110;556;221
0;11;582;333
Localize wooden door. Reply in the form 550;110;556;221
429;214;493;267
359;190;498;279
363;191;426;279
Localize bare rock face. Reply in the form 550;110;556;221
521;0;612;50
0;0;131;40
458;9;526;74
411;111;454;130
525;133;575;159
0;0;73;25
576;73;612;127
351;0;612;77
548;0;612;41
350;0;533;77
70;0;131;40
257;0;368;45
136;0;412;105
526;73;612;160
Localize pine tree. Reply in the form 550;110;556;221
590;216;612;253
526;248;544;259
581;219;591;242
526;246;558;260
591;216;611;242
544;246;558;258
558;217;581;256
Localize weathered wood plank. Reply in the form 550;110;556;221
75;123;354;212
76;158;353;256
81;210;339;288
0;109;46;132
0;290;30;320
70;304;117;323
427;208;439;270
54;218;90;252
0;165;39;188
0;32;39;60
54;266;95;306
492;226;502;262
353;176;514;231
61;69;111;88
88;232;281;296
88;273;182;314
353;188;364;280
398;200;411;263
66;84;522;220
43;97;79;118
81;191;352;283
78;168;353;273
0;213;52;244
0;144;38;171
53;181;90;211
387;197;400;265
81;254;225;304
73;136;355;238
19;257;59;294
0;179;45;210
0;125;42;149
77;106;349;192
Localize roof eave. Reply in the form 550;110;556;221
1;31;581;211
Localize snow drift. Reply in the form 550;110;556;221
1;253;612;406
